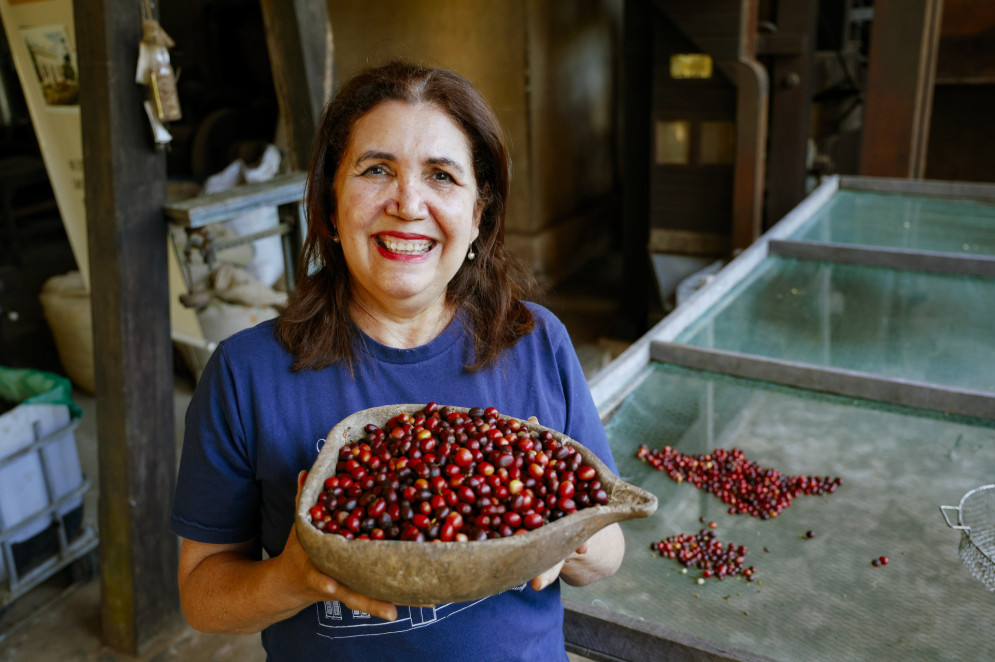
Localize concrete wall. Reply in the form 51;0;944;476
327;0;620;285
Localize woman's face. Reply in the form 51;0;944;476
332;100;481;317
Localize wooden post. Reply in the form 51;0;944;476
727;0;767;250
618;0;653;338
259;0;334;171
859;0;944;178
75;0;180;653
761;0;819;227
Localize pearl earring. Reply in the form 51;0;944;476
467;244;476;261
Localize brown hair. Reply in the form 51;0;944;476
276;60;537;371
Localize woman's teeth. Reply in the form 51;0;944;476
378;236;435;254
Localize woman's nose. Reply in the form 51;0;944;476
388;178;427;220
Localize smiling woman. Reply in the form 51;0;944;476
331;100;482;346
170;60;626;662
280;60;535;372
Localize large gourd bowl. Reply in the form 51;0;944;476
296;404;658;605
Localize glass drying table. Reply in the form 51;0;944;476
563;176;995;662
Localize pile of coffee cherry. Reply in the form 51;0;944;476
308;403;608;542
651;524;756;582
635;444;842;519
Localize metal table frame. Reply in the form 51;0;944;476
163;172;307;295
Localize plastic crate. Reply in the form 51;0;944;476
0;368;98;608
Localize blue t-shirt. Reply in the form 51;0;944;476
170;303;617;661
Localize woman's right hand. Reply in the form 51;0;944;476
177;472;397;634
278;471;398;621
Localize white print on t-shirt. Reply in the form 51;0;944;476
314;583;528;640
315;600;482;639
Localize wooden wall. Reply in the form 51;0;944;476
926;0;995;183
326;0;622;286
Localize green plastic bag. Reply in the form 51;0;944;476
0;366;83;419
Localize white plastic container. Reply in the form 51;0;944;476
0;400;83;585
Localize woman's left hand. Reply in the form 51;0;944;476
530;522;625;590
530;542;589;591
524;416;626;591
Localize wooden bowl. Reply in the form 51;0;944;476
296;404;657;605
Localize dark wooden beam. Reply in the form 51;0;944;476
654;0;746;61
721;0;768;251
75;0;180;653
760;0;819;227
618;0;655;338
935;0;995;83
859;0;944;178
259;0;334;171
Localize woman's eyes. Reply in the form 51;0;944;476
359;165;456;184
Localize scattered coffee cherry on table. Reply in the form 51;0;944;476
651;528;756;582
635;444;842;519
308;403;609;542
871;556;889;567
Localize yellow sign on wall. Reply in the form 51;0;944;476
670;53;713;80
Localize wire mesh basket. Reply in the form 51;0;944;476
940;484;995;592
